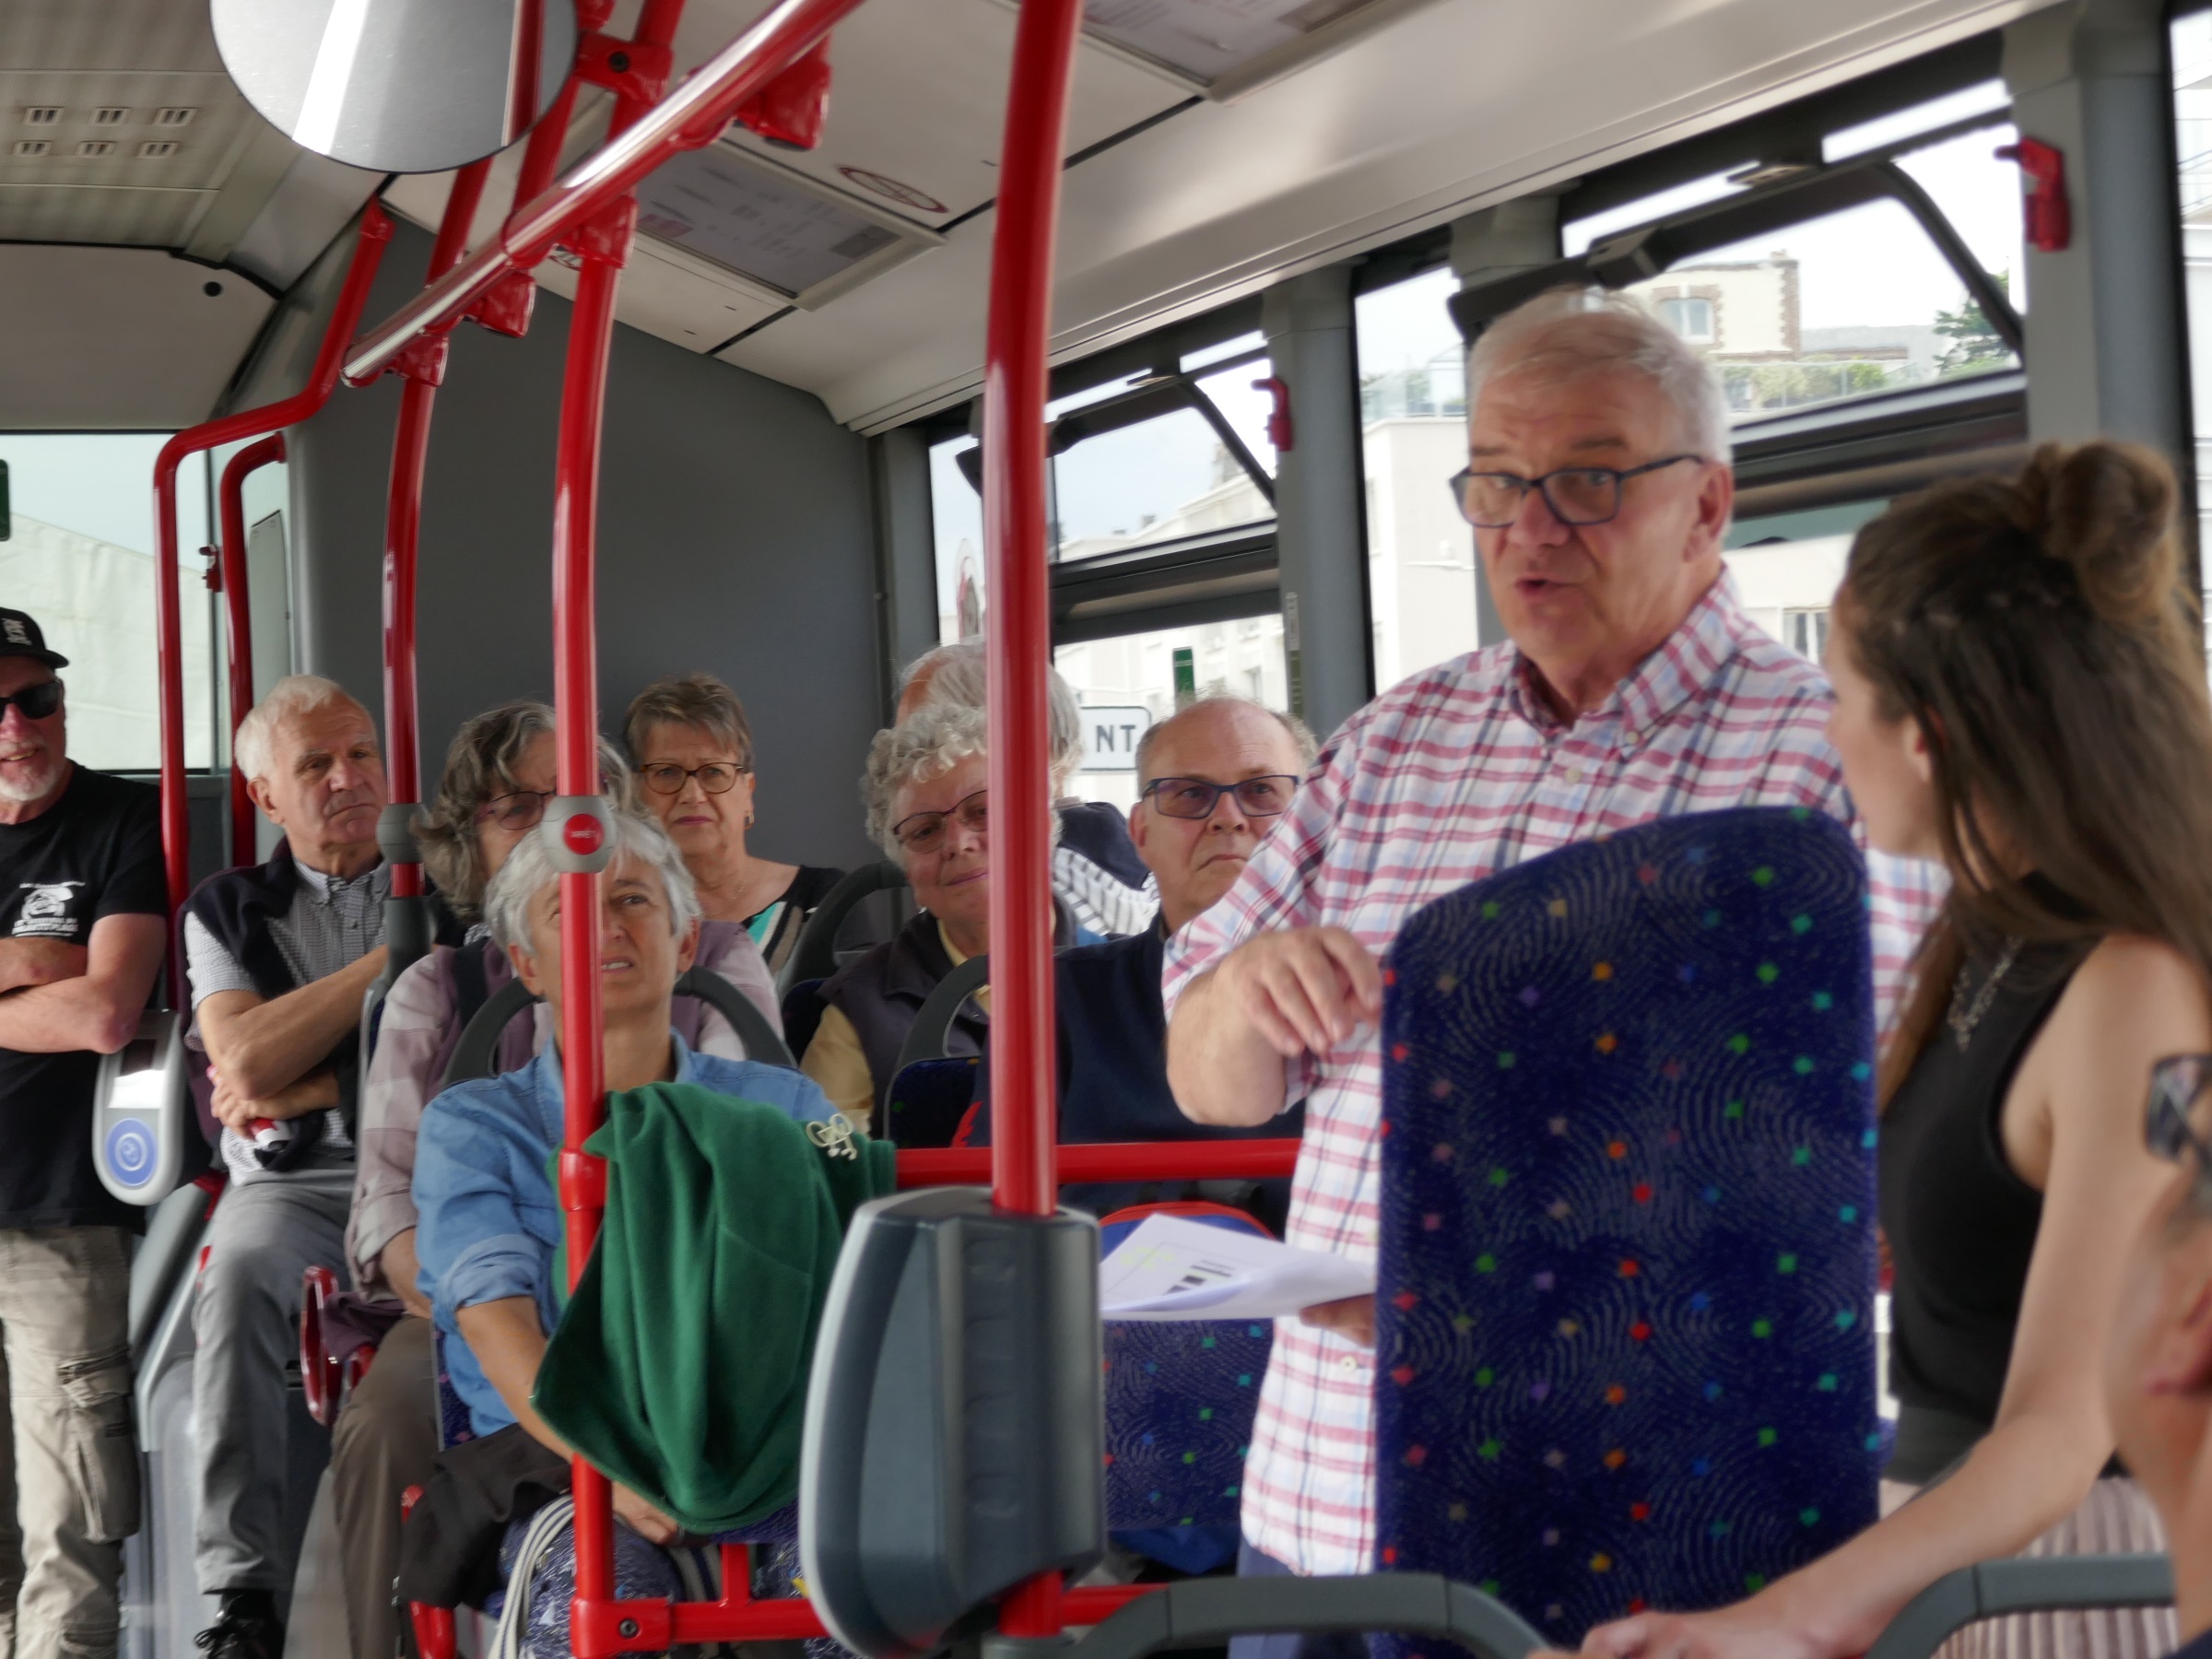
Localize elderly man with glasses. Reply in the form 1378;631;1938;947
1161;285;1943;1652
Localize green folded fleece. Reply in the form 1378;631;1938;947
533;1084;895;1534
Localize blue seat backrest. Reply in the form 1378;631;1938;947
1376;806;1881;1650
884;1055;982;1148
1099;1206;1274;1565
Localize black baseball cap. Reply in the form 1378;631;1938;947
0;611;67;669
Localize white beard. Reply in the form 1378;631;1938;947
0;754;59;804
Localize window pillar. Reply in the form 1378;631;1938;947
1264;266;1371;735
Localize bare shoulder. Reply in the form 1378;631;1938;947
2042;933;2212;1092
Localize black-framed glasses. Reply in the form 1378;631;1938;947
2147;1055;2212;1175
1143;775;1299;820
891;788;987;854
0;679;64;723
641;760;750;796
477;789;553;832
1448;454;1705;528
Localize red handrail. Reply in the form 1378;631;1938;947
341;0;866;386
216;433;286;868
153;205;394;988
551;5;688;1651
983;0;1087;1633
382;158;494;899
899;1139;1300;1187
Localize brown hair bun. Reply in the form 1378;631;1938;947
2019;440;2178;623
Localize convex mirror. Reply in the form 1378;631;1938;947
213;0;578;174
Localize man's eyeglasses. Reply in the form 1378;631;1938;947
641;761;750;796
2147;1054;2212;1178
1143;775;1299;820
891;788;987;855
0;680;64;723
1448;454;1705;529
477;790;553;831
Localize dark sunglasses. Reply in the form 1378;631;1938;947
1142;774;1299;820
0;679;64;722
2147;1054;2212;1175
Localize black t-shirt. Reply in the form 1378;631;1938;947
0;765;166;1230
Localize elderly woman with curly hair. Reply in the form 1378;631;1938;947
799;702;1088;1131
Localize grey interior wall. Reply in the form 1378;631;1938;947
230;217;881;871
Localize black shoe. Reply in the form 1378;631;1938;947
194;1593;284;1659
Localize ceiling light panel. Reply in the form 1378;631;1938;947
633;144;934;304
1069;0;1440;97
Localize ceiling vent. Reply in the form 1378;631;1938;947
89;108;130;126
153;108;196;127
10;140;47;157
21;108;60;126
136;140;178;159
1064;0;1437;100
76;139;115;157
632;143;940;308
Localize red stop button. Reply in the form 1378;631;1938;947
561;813;604;856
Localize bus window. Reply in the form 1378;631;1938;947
930;436;983;644
2171;6;2212;665
0;432;218;771
1724;500;1888;663
1055;618;1290;809
1358;266;1479;690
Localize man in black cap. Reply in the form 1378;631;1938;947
0;609;168;1659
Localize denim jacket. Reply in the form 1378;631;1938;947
413;1034;834;1437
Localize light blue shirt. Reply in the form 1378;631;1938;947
413;1034;835;1437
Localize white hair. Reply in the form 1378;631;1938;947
1467;286;1733;465
484;808;701;955
900;640;1083;782
233;674;367;783
864;702;989;861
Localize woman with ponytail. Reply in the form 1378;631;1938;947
1576;442;2211;1659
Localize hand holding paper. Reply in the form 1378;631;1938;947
1099;1213;1375;1323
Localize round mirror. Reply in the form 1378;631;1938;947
213;0;579;175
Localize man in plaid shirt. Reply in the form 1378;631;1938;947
1162;288;1939;1645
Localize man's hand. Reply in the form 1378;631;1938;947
209;1065;338;1132
613;1485;682;1546
0;937;90;994
380;1230;434;1321
1300;1293;1376;1347
1214;927;1383;1058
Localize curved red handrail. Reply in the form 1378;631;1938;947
216;433;286;868
152;205;394;989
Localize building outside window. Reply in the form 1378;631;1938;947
1657;294;1716;343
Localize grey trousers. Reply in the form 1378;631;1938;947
330;1314;437;1659
0;1227;135;1659
193;1168;351;1597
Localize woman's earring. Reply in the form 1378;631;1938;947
747;810;756;827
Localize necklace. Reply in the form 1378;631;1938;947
1947;936;2024;1052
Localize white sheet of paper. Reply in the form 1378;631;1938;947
1099;1213;1375;1323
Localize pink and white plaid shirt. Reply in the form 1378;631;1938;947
1162;575;1941;1577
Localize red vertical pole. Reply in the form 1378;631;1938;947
217;433;285;868
553;4;685;1636
983;0;1086;1632
382;160;492;900
982;0;1084;1222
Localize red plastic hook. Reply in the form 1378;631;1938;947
1254;375;1294;452
735;39;831;150
1996;136;2069;253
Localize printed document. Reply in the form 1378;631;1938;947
1099;1213;1374;1322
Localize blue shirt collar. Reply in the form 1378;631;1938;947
526;1030;704;1144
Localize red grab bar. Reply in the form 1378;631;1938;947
152;206;394;985
215;433;286;868
341;0;866;386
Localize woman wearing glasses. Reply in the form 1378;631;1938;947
1575;444;2212;1659
625;672;844;977
800;702;1088;1132
335;701;781;1659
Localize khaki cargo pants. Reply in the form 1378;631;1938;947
0;1227;137;1659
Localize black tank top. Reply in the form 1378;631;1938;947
1878;933;2087;1479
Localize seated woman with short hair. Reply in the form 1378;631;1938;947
411;811;834;1554
800;703;1088;1130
